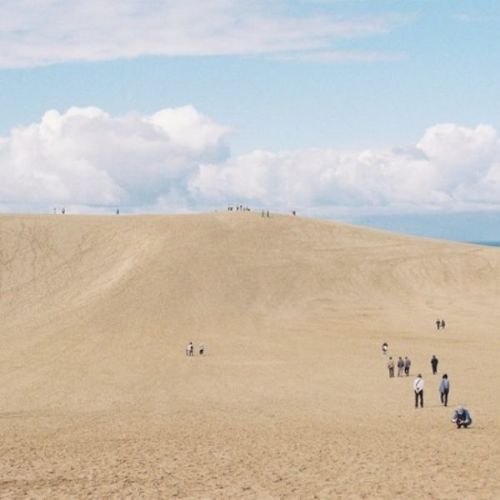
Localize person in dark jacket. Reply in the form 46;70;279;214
397;356;405;377
452;407;472;428
431;355;439;374
404;356;411;376
439;374;450;406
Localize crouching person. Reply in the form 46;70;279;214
452;407;472;429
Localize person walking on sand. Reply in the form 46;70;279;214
452;407;472;429
382;342;388;355
404;356;411;376
186;342;194;356
436;319;441;330
387;357;395;378
439;374;450;406
441;319;446;329
413;374;424;408
397;356;405;377
431;355;439;374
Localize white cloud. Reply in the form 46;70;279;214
190;123;500;214
0;0;406;68
1;107;500;215
0;105;229;208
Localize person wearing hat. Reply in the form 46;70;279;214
452;407;472;428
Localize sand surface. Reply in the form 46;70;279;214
1;212;500;498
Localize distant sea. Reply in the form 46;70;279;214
469;241;500;248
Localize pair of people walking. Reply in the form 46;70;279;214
414;373;450;408
398;356;411;376
435;319;446;330
186;342;205;356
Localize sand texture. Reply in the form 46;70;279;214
1;212;500;498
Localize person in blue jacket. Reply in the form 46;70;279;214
439;374;450;406
452;407;472;429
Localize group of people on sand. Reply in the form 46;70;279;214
228;205;251;212
226;206;297;217
185;342;205;356
386;355;412;377
382;340;472;429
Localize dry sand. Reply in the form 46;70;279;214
1;211;500;498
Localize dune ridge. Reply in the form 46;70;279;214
1;212;500;498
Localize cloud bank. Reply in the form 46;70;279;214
0;106;229;210
1;106;499;215
0;0;404;68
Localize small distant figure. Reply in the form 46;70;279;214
436;319;441;330
53;207;57;215
266;210;270;218
61;207;66;215
404;356;411;376
261;210;265;217
292;210;296;216
441;319;446;329
413;374;424;408
397;356;405;377
431;355;439;375
199;344;205;356
186;342;194;357
387;357;395;378
439;374;450;406
116;208;120;215
381;342;388;355
452;407;472;429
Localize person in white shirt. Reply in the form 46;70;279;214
413;374;424;408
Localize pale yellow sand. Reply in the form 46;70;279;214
1;212;500;498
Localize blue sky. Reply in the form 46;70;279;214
1;0;500;241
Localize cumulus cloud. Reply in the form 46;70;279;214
1;107;499;216
189;123;500;214
0;105;229;208
0;0;406;68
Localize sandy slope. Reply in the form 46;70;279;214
1;211;500;498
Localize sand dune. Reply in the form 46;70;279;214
1;212;500;498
